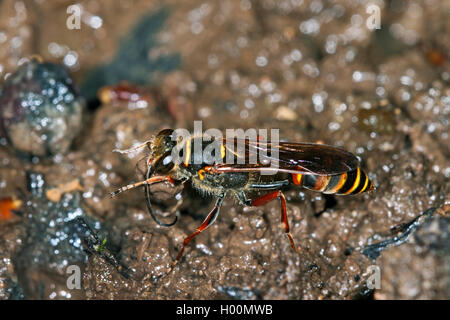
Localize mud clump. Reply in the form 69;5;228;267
0;59;85;157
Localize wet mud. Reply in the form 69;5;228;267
0;0;448;299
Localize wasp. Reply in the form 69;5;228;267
111;129;374;268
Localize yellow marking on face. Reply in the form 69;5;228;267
221;145;226;159
184;138;191;167
198;169;205;180
344;168;361;195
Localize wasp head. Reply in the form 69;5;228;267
148;128;177;174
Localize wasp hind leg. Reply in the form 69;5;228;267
244;190;297;251
171;193;226;270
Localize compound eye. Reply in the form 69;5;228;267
155;153;175;173
157;128;174;137
162;155;172;166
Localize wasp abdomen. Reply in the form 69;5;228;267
291;168;373;195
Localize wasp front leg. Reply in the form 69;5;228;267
171;192;226;270
110;175;176;197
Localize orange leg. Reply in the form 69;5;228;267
171;194;225;269
250;190;297;251
110;175;175;197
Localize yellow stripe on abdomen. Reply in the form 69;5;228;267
343;167;361;195
291;168;374;196
292;173;303;185
323;173;347;194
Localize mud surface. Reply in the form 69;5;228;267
0;0;449;300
